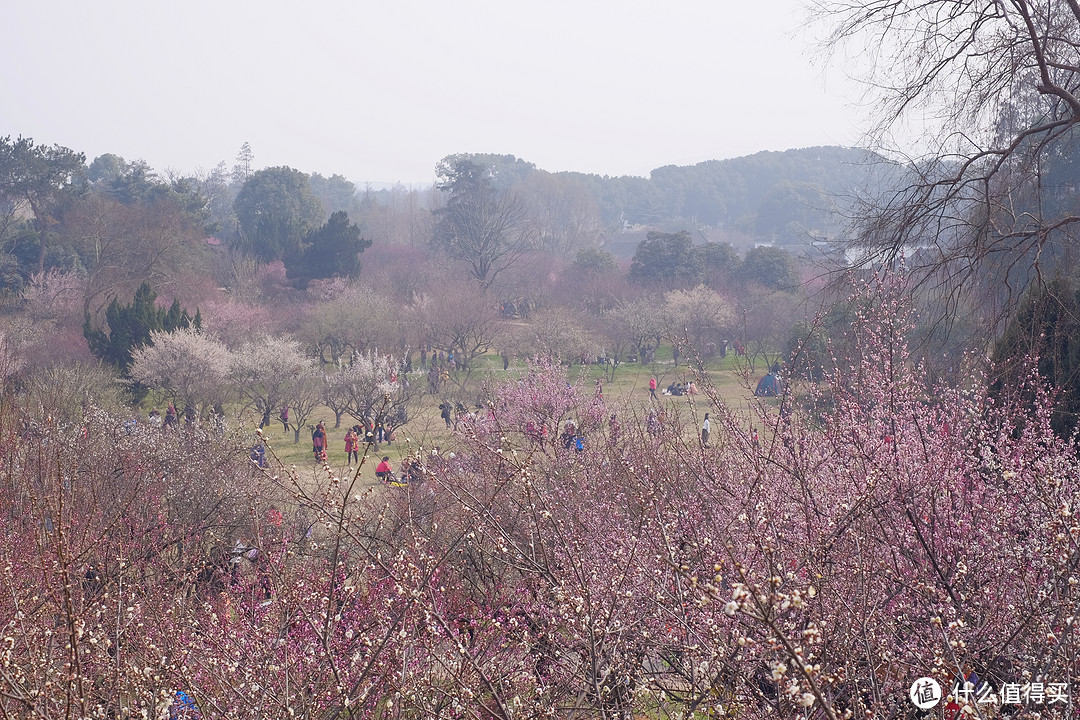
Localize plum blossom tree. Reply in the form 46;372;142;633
17;361;124;421
230;334;314;428
322;367;354;430
329;349;412;430
198;298;276;348
740;285;801;372
0;406;266;719
21;269;84;322
415;281;504;373
671;276;1080;719
4;272;1080;720
128;328;232;412
383;274;1080;718
280;363;325;442
506;306;602;364
605;295;667;363
664;283;735;351
293;280;394;364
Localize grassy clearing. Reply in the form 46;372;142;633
170;345;785;487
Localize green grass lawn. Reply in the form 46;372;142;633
259;399;458;487
164;344;785;487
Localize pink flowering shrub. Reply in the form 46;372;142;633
0;276;1077;720
0;410;264;718
390;276;1080;718
22;270;85;321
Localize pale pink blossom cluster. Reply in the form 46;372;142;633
1;277;1077;719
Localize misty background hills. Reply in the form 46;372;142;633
357;145;903;255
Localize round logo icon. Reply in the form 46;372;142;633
910;677;942;710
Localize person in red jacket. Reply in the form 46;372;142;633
649;376;657;399
344;428;359;466
375;456;393;482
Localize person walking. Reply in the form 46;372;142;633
649;376;657;399
312;423;327;462
344;427;359;466
701;413;711;447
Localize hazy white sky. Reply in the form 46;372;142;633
2;0;870;185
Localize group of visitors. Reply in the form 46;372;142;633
664;381;697;396
134;402;226;436
517;407;748;457
147;403;181;430
439;400;486;430
373;455;427;485
250;371;759;489
559;421;585;452
425;348;458;393
647;376;697;398
427;364;452;393
524;419;548;445
266;417;432;487
522;418;586;452
310;418;397;465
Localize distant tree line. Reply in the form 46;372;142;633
5;132;1080;438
